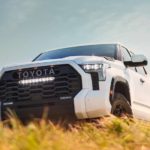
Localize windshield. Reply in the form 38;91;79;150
34;44;117;61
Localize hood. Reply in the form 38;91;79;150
62;56;112;64
0;56;115;73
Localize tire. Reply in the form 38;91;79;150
111;93;132;117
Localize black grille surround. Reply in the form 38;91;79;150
0;64;82;120
90;72;99;90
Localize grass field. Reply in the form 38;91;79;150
0;116;150;150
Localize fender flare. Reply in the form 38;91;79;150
110;76;131;105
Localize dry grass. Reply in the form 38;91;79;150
0;116;150;150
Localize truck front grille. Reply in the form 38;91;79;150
0;65;82;102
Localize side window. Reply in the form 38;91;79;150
121;47;137;72
121;47;132;62
128;51;137;72
136;67;146;76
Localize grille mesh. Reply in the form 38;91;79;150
0;65;82;102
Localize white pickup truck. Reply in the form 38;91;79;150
0;44;149;121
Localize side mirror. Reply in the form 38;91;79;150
124;55;148;67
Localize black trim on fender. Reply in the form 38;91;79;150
110;78;114;102
110;76;131;105
90;72;99;90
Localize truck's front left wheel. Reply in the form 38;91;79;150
111;93;132;117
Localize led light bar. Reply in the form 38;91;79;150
19;77;55;85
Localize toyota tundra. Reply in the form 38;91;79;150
0;44;149;121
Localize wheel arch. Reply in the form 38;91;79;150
110;76;131;105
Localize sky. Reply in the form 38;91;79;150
0;0;150;69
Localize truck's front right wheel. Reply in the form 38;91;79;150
111;93;132;117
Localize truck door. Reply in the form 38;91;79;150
135;67;150;109
120;46;150;118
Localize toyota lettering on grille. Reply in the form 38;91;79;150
18;68;55;79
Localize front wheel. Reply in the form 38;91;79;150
111;93;132;117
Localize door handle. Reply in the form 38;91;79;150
140;78;145;83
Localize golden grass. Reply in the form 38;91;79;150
0;116;150;150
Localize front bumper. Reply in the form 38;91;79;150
1;89;111;121
74;89;111;119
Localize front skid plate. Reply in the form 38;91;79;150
1;99;77;121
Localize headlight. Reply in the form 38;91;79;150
80;63;110;81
